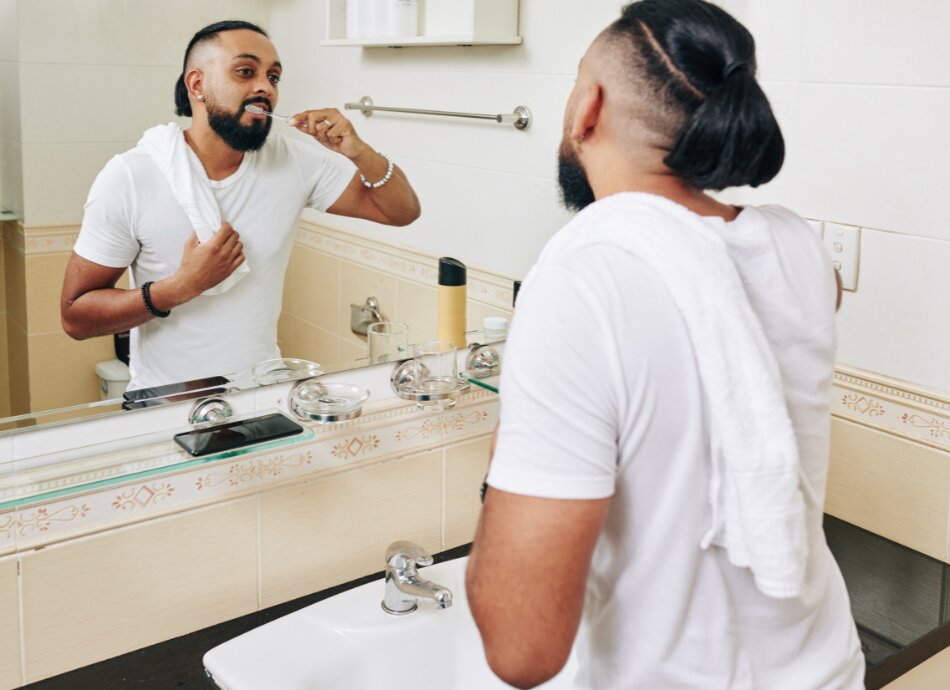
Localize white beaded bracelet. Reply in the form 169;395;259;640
360;153;394;189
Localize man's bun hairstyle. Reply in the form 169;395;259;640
174;20;269;117
612;0;784;190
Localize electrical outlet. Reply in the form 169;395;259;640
823;222;860;291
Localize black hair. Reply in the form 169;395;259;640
611;0;784;190
174;20;269;117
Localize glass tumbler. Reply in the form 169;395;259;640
413;340;459;398
368;321;409;364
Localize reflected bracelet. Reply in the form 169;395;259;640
360;153;394;189
141;281;170;318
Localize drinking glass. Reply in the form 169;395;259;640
368;321;409;364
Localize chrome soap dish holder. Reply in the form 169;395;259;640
289;379;370;423
390;360;470;411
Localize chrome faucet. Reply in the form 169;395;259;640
381;541;453;615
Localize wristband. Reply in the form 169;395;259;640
480;478;489;504
141;281;170;318
360;153;394;189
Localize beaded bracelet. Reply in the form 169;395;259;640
141;281;170;318
360;153;394;189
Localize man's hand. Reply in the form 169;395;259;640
168;223;245;302
289;108;367;160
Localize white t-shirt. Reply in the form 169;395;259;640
488;196;865;689
74;134;353;390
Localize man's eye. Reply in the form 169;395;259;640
237;68;253;77
269;74;281;84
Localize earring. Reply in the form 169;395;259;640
196;94;204;101
575;134;585;143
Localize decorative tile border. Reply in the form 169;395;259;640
0;390;499;551
296;221;515;311
4;222;81;256
832;365;950;452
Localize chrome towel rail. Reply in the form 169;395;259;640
344;96;532;131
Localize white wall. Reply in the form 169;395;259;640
270;0;950;394
0;0;22;216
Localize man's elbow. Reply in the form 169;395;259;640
60;312;89;341
386;201;421;227
485;647;566;689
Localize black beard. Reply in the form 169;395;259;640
557;146;596;212
207;98;272;152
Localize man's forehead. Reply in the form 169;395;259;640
212;29;280;65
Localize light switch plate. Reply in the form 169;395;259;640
823;222;860;291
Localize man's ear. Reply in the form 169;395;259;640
184;68;204;101
569;83;604;144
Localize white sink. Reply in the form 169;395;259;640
204;555;578;690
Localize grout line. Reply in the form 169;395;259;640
256;492;263;612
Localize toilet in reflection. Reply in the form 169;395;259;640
94;331;131;400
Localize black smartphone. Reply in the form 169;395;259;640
123;375;232;402
173;413;304;457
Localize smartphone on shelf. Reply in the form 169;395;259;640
173;413;304;457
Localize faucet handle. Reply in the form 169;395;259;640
385;540;433;570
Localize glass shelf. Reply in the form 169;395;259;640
465;375;499;394
0;422;315;511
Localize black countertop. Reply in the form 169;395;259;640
23;519;950;689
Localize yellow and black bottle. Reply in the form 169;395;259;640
437;257;467;349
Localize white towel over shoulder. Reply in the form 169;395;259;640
588;192;808;599
137;122;249;296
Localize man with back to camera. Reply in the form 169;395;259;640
60;20;420;392
466;1;863;689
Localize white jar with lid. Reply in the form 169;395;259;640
483;316;509;343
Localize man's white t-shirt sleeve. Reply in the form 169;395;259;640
73;155;140;268
488;261;619;500
296;142;356;212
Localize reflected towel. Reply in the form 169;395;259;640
137;122;249;296
587;192;807;599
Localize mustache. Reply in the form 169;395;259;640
242;97;272;112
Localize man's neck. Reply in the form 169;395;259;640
183;124;244;181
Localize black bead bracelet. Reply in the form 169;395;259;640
141;281;170;318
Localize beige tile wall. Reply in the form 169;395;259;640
20;497;259;684
281;232;513;372
444;437;491;549
882;644;950;689
826;417;950;563
0;555;21;689
0;228;8;416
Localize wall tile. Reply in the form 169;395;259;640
19;64;129;145
27;331;113;411
21;497;258;683
288;245;339;332
722;0;803;82
3;232;24;332
338;336;368;367
21;141;132;227
801;0;950;88
0;139;23;218
259;450;442;607
124;65;190;141
837;230;950;392
883;643;950;689
0;555;20;689
18;0;126;65
287;316;338;368
826;418;950;562
394;277;438;345
0;315;7;390
7;322;28;415
337;260;396;347
24;252;68;335
793;84;950;241
0;62;20;142
0;0;18;62
444;436;490;549
122;0;221;67
0;385;9;419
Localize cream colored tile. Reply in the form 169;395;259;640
28;331;113;411
338;261;397;347
287;317;338;368
0;234;6;314
20;64;128;144
4;238;25;332
22;142;132;227
277;310;292;352
0;385;10;418
288;246;338;332
124;65;191;142
123;0;221;67
0;315;7;390
260;451;443;607
0;140;24;218
0;555;21;689
7;322;29;415
826;418;950;562
337;336;369;369
883;644;950;689
282;243;294;313
466;300;511;337
21;498;258;683
18;0;125;65
25;252;69;335
394;279;438;347
0;62;20;143
444;437;491;549
0;0;18;62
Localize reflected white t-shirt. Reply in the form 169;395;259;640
74;134;353;390
488;196;865;689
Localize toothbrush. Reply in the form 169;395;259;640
245;104;332;128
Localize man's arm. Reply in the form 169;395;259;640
289;108;421;227
466;490;610;689
61;224;245;340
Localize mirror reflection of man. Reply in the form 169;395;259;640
60;20;420;391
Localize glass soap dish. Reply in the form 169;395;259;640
252;358;323;385
289;380;370;423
